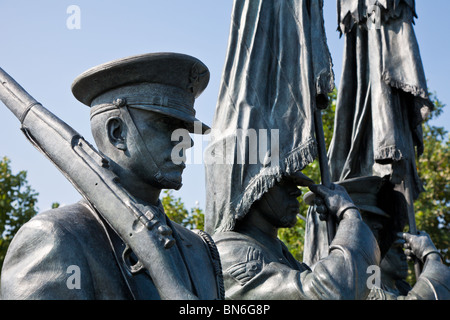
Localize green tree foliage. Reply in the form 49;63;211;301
0;157;39;269
415;93;449;265
162;189;205;230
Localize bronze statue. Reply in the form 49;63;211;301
368;233;450;300
307;0;436;279
376;239;413;297
369;232;450;300
205;0;334;236
205;0;383;300
212;174;380;300
0;53;224;300
329;0;433;193
315;176;450;300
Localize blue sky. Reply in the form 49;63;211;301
1;1;449;212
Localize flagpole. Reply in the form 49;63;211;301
402;173;422;278
314;108;336;245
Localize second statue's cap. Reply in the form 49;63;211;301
303;176;390;218
71;52;210;133
336;176;390;218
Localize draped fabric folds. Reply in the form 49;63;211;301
205;0;334;235
330;0;432;194
304;0;432;266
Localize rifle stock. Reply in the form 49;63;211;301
0;67;198;300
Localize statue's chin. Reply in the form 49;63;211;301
151;171;183;191
280;215;298;229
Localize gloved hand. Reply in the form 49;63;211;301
309;184;360;222
399;231;442;263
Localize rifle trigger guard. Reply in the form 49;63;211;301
122;244;145;275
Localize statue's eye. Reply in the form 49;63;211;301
157;116;187;130
157;116;173;126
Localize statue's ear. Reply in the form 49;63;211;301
106;117;127;151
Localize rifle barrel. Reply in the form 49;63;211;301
0;67;40;121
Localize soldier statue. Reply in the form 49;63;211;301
211;172;380;300
367;232;450;300
204;0;383;300
327;176;450;300
0;53;223;300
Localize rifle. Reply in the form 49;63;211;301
0;67;198;300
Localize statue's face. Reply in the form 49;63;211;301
127;108;192;189
360;213;384;241
380;243;409;280
255;178;302;228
